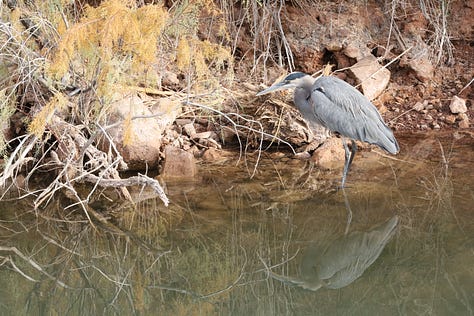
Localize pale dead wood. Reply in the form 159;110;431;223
0;112;169;214
0;134;37;187
82;173;169;207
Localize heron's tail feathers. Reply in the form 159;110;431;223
365;122;399;154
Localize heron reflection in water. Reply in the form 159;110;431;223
267;215;399;291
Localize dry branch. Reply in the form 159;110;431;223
1;112;169;211
47;114;169;206
82;173;169;207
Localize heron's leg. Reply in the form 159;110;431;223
347;139;357;171
341;139;357;188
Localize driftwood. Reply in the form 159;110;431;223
49;114;169;206
0;113;169;210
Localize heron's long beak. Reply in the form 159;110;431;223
256;82;293;96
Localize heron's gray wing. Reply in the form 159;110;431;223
309;76;399;154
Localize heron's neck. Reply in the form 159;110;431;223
293;76;316;109
301;75;317;89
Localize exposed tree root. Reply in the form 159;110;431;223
0;113;169;214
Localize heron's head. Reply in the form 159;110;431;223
256;72;309;96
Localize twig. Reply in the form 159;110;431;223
0;134;37;187
254;249;300;274
185;100;296;177
458;77;473;95
4;257;38;282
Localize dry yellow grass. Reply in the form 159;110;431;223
28;93;67;137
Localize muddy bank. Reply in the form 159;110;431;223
1;0;473;207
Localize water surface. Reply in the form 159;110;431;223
0;132;473;315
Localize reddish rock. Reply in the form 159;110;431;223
402;10;428;37
161;145;197;178
161;71;179;87
183;123;196;137
459;119;470;129
202;147;222;162
458;113;470;129
333;51;352;69
445;115;456;124
99;93;180;170
400;49;434;82
311;137;345;169
449;0;474;41
350;55;391;101
343;43;362;59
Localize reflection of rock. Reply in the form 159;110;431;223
269;215;399;291
350;55;391;101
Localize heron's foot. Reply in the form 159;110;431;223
325;181;348;192
336;182;353;191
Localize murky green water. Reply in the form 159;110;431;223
0;132;473;315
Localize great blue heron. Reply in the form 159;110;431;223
267;215;399;291
257;72;399;187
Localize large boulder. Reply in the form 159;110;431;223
99;93;180;170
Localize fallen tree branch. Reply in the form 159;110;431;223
1;110;169;212
82;173;169;207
